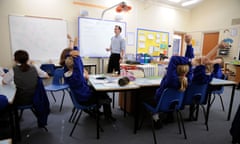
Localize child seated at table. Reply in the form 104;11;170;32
61;37;116;121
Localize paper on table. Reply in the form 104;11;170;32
103;83;119;87
91;79;106;84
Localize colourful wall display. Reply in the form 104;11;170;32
136;28;169;57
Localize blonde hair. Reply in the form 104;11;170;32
205;63;213;74
177;65;189;92
65;56;74;70
215;56;224;68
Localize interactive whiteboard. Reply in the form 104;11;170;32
78;17;126;57
9;15;67;61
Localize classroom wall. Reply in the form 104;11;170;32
0;0;239;69
0;0;190;68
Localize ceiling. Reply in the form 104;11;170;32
138;0;204;9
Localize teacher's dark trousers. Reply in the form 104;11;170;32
107;53;121;74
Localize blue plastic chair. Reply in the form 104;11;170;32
210;75;227;111
183;82;209;130
143;88;187;144
0;95;8;110
68;90;98;137
44;68;69;112
40;64;55;76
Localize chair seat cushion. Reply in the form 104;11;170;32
45;84;69;91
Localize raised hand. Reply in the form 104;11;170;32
218;40;230;49
70;50;79;57
67;34;72;40
184;34;192;45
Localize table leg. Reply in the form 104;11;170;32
227;85;236;121
96;92;100;139
205;92;211;131
112;92;115;108
124;92;127;117
134;90;139;134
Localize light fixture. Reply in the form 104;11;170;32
115;14;123;21
101;1;131;19
168;0;181;3
181;0;199;7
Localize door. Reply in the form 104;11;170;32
172;35;182;56
202;32;219;59
173;32;185;56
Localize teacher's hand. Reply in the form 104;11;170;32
106;48;110;51
119;58;123;64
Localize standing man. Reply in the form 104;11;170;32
106;25;126;74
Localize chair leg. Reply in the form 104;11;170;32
178;111;187;139
188;105;195;121
70;110;83;136
50;91;56;102
71;109;79;123
59;90;66;112
18;110;24;120
201;105;209;131
8;108;16;143
69;107;76;122
112;92;115;108
218;94;225;111
151;117;157;144
194;104;200;121
138;114;145;130
14;109;21;141
31;108;37;117
176;111;182;134
210;94;216;107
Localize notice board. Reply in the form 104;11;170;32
137;28;169;56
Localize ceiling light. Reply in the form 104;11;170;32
168;0;181;3
181;0;199;7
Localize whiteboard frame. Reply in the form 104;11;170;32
78;17;126;58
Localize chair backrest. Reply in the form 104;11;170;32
212;74;227;94
0;95;8;110
52;68;65;85
69;90;79;108
155;88;185;112
40;64;55;76
183;82;208;105
68;89;95;110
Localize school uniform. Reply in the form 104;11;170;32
155;56;192;102
64;49;114;119
212;64;224;79
192;65;212;84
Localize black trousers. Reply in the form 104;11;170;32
78;91;112;118
107;53;121;74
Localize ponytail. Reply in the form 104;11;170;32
19;63;30;72
177;64;189;91
178;76;188;91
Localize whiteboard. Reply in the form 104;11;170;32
78;17;126;57
9;15;67;61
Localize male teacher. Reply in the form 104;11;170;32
106;25;126;74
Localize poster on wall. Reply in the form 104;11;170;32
136;28;169;57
